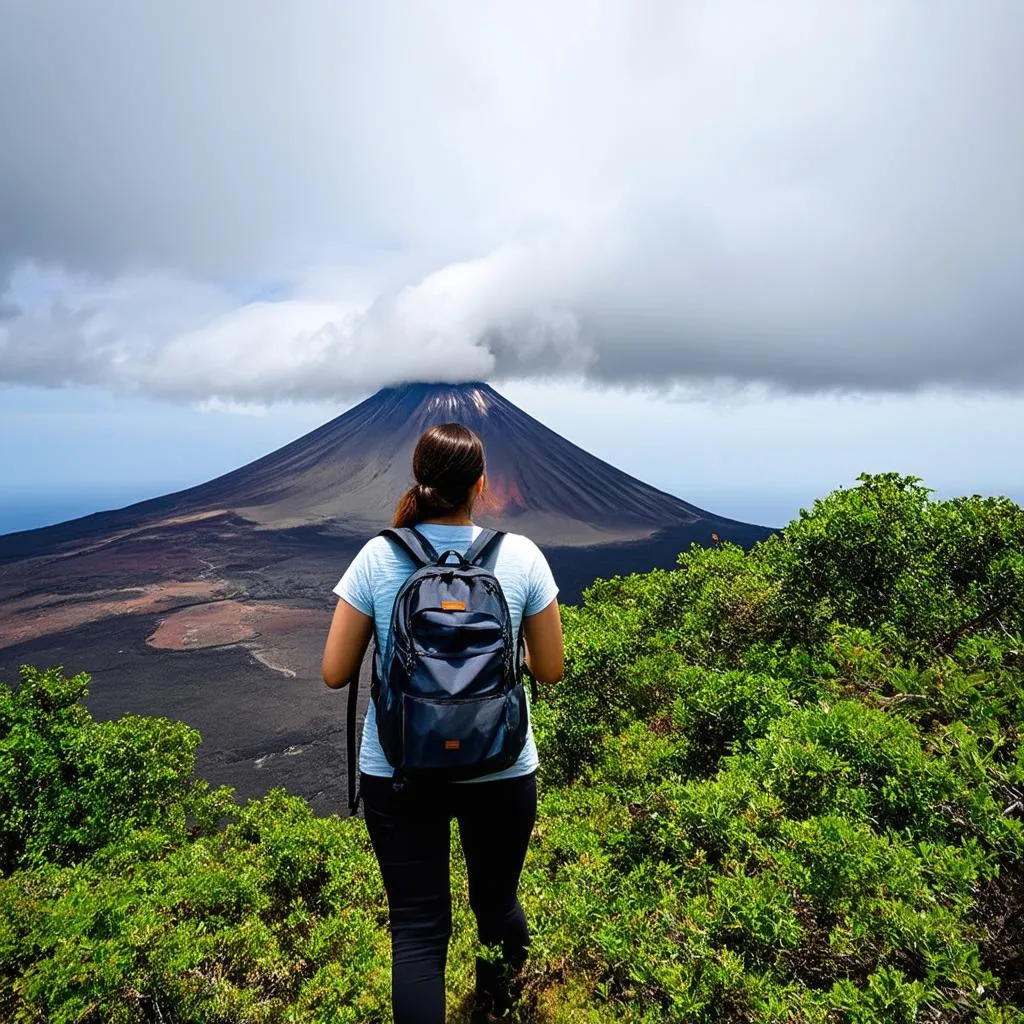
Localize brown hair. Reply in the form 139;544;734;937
393;423;486;528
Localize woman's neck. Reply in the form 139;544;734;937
421;511;474;527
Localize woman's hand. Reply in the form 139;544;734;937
322;599;374;688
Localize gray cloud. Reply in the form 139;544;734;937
1;0;1022;399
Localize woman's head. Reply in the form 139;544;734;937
393;423;486;528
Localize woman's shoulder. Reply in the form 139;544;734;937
495;531;545;566
361;534;393;555
351;534;404;569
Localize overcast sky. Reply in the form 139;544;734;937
1;1;1023;531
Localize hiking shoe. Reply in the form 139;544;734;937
472;955;524;1021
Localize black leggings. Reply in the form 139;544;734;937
360;771;538;1024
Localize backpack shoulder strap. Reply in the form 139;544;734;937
465;528;505;568
378;527;439;569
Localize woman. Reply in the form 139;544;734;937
322;422;564;1024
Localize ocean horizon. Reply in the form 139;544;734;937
0;483;191;538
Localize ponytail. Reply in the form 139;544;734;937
392;483;462;528
393;487;420;529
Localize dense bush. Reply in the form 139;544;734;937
0;666;235;875
2;474;1023;1021
0;667;393;1023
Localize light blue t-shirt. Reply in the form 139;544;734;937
333;523;559;781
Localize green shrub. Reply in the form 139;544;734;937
0;666;234;874
2;474;1023;1021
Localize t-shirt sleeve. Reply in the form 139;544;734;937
332;541;377;617
524;543;559;617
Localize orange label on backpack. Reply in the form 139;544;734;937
441;601;466;611
444;739;461;750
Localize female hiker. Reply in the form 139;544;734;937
322;422;564;1024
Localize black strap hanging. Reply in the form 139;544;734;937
525;664;539;703
346;667;361;815
519;632;539;702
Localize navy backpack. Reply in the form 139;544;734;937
346;526;536;812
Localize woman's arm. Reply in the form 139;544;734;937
322;598;375;688
522;599;564;684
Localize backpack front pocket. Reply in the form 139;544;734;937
401;692;516;772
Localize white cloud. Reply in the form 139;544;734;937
0;1;1022;399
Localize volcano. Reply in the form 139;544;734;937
0;381;772;811
165;381;755;545
0;381;769;572
144;381;758;542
